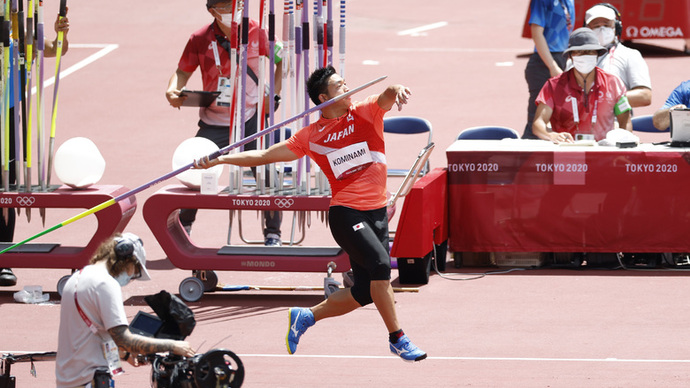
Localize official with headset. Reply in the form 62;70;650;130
582;3;652;108
56;233;194;388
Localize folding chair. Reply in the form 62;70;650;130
383;116;433;177
387;142;435;236
457;126;519;140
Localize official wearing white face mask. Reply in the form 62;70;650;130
583;4;653;108
562;28;608;92
531;27;632;144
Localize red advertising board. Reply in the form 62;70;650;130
522;0;689;41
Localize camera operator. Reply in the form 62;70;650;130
56;233;195;388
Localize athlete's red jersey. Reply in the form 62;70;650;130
286;96;388;210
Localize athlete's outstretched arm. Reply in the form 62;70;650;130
195;142;299;169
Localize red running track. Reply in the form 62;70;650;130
2;0;690;386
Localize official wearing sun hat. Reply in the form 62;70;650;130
56;233;194;388
582;3;652;108
532;27;632;144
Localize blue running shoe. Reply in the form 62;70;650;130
389;334;427;362
286;307;315;354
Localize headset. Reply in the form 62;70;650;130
114;238;135;260
585;3;622;37
114;233;144;260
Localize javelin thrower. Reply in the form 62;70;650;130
195;66;427;362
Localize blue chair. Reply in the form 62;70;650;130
457;126;519;140
383;116;433;177
632;114;669;133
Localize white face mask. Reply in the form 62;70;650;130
216;11;233;28
572;55;598;75
593;26;615;46
115;271;133;287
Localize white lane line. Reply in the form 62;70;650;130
31;43;119;94
4;350;689;364
388;47;526;53
398;21;448;36
239;353;690;363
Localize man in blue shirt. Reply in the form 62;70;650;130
522;0;575;139
653;80;690;130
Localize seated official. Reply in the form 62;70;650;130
532;28;632;144
652;80;690;131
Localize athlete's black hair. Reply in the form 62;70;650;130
307;66;337;106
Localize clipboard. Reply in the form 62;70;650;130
180;90;221;107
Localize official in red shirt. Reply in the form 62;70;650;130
533;28;632;143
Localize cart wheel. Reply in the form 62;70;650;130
194;270;218;292
57;275;71;296
179;277;205;302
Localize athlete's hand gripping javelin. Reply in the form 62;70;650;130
391;85;411;111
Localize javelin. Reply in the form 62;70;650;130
24;0;36;223
46;0;68;188
216;284;419;292
0;75;387;255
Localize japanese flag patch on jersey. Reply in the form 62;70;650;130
352;222;365;232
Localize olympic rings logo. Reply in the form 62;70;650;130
274;198;294;209
16;196;36;207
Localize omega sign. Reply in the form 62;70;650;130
626;25;684;39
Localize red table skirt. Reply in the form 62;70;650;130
447;141;690;253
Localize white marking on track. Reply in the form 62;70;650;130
388;47;526;53
398;21;448;36
30;43;119;94
238;353;690;363
5;350;690;364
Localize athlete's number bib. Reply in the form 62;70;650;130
326;141;374;180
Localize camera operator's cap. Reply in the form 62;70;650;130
563;27;607;57
121;232;151;281
585;4;617;25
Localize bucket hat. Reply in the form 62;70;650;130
563;28;607;57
